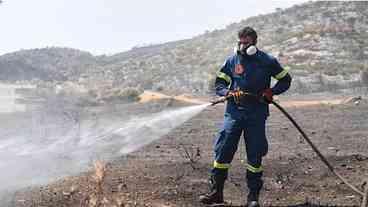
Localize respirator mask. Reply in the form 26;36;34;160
237;41;257;56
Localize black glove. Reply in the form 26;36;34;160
260;88;273;104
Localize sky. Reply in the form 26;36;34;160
0;0;308;56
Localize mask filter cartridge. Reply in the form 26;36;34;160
246;45;257;56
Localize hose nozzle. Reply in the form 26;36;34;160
210;91;258;106
210;96;229;106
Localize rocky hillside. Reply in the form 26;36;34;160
1;1;368;94
0;47;100;81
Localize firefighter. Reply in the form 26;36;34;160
199;27;292;207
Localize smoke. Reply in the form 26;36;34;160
0;102;210;196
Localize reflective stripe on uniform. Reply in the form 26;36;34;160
214;161;231;169
246;163;263;173
216;71;231;84
274;69;289;80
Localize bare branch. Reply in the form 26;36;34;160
176;143;201;170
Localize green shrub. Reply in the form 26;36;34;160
117;87;142;102
360;69;368;87
207;74;217;93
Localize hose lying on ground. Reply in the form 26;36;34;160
270;100;364;197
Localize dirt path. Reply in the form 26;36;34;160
12;97;368;207
139;90;361;108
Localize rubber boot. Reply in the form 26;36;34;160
199;175;224;205
247;191;260;207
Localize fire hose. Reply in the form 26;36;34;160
210;92;365;198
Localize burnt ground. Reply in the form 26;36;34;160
10;97;368;207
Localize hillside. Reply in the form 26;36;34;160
0;47;100;81
1;1;368;94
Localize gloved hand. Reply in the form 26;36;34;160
227;88;244;104
261;88;273;103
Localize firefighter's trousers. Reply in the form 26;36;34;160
211;112;268;193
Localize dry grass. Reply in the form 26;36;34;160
81;160;108;207
93;160;106;185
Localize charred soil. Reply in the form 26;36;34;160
12;98;368;207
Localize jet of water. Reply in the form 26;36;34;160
0;103;211;194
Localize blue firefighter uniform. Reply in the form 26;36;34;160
212;50;291;196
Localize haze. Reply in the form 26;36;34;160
0;0;307;56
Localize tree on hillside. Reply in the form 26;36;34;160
360;69;368;87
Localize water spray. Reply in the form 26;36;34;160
0;101;211;196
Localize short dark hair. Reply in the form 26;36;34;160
238;27;257;42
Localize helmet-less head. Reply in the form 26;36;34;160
237;27;258;56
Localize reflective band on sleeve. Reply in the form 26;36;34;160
246;163;263;173
274;69;289;80
214;161;231;169
216;71;231;84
